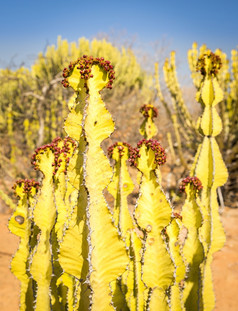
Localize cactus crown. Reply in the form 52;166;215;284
12;179;40;196
128;139;166;167
31;136;76;175
179;176;203;193
108;142;134;159
140;104;158;119
196;51;222;76
62;55;115;89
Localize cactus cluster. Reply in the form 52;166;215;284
0;37;152;212
9;52;228;310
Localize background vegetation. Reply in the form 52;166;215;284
0;36;237;212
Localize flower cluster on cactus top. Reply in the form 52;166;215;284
140;104;158;119
107;142;134;159
196;51;222;76
31;136;76;175
12;179;40;195
128;139;166;167
179;176;203;193
62;55;115;89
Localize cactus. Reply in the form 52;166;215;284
8;179;40;310
179;177;204;310
155;44;238;206
190;52;228;310
9;52;228;310
130;139;174;310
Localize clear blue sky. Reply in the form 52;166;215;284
1;0;238;76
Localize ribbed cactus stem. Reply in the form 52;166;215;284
139;104;158;139
191;51;228;310
179;177;204;310
166;214;186;311
8;180;39;310
63;56;128;311
131;139;173;310
107;142;135;243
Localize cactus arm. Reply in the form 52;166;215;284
154;62;173;121
129;230;148;311
139;104;158;139
107;142;134;242
53;137;76;241
29;147;56;311
83;63;128;310
166;217;186;311
59;90;90;310
171;114;188;170
8;181;39;310
163;52;195;132
179;178;204;310
192;52;228;310
131;140;173;310
120;230;148;311
62;56;129;310
187;42;203;89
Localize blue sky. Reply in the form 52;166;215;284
1;0;238;78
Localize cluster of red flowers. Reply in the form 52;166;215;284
62;55;115;89
179;176;203;193
128;139;166;167
31;136;76;175
196;51;222;76
12;179;40;195
140;104;158;119
107;142;134;159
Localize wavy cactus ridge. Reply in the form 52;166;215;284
191;52;228;311
139;104;158;139
81;64;128;311
107;142;135;242
131;140;174;306
29;146;57;311
166;216;186;311
8;181;37;310
179;178;204;310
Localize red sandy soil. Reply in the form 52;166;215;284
0;207;238;311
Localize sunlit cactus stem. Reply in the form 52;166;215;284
8;179;40;311
63;55;128;311
190;51;228;311
180;176;204;310
130;139;173;310
107;142;135;243
139;104;158;139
